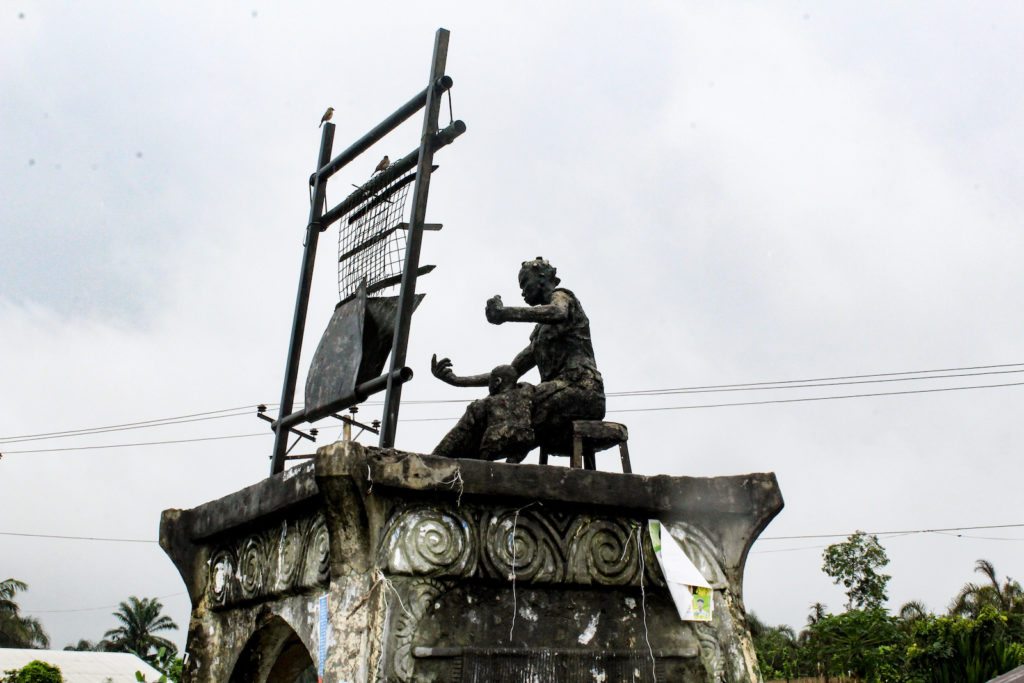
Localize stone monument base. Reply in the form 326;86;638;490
160;442;782;682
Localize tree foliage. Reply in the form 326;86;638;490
949;559;1024;618
806;609;906;681
1;661;62;683
750;558;1024;682
0;579;49;649
906;607;1024;683
822;530;892;610
102;597;178;666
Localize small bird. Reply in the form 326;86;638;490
319;107;334;128
373;155;390;174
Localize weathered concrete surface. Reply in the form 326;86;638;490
160;442;783;682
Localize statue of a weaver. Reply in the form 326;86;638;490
431;257;606;462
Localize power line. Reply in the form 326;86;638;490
0;432;266;454
760;523;1024;540
607;380;1024;414
0;405;259;443
606;362;1024;396
29;592;188;614
0;531;156;543
0;409;255;445
5;379;1023;454
5;524;1023;547
5;362;1024;444
406;379;1024;421
608;367;1024;397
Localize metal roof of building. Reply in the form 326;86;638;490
0;649;164;682
990;664;1024;683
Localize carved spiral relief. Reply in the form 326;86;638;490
276;521;301;588
310;515;331;581
383;507;472;577
375;504;675;589
209;549;235;606
206;511;331;609
390;578;448;682
567;518;640;585
238;536;267;599
483;509;564;583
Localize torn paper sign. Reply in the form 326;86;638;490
648;520;713;622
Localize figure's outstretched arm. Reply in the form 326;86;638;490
510;346;536;378
486;291;570;325
431;354;489;388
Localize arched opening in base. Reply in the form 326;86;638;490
230;615;317;683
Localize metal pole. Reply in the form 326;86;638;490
379;28;450;449
271;123;336;475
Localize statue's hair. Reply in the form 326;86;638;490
519;256;560;286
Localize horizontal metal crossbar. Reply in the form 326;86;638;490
273;366;414;428
319;119;465;230
314;76;453;182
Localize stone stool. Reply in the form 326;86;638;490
539;420;632;473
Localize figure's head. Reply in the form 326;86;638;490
518;257;560;306
489;364;518;395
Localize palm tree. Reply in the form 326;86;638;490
0;578;50;648
103;596;178;663
806;601;828;626
899;599;929;621
949;559;1024;617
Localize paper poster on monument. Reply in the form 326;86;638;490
648;520;713;622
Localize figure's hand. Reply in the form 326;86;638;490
431;354;458;385
485;295;505;324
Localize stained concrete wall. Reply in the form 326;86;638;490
160;442;783;682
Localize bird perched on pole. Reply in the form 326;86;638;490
319;107;334;128
373;155;390;174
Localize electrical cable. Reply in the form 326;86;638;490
0;432;266;454
4;379;1023;453
5;362;1024;443
0;409;255;445
5;523;1022;546
0;405;259;443
29;592;188;614
607;380;1024;414
760;522;1024;540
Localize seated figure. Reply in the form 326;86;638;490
431;257;605;462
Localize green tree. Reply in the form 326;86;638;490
62;639;98;651
822;531;892;610
748;612;802;679
906;606;1024;683
806;609;906;682
949;559;1024;618
0;580;49;649
102;597;178;665
1;660;62;683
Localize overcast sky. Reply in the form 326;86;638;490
3;1;1024;653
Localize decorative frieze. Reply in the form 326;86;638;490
378;503;665;587
208;511;330;608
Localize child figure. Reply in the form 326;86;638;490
479;365;535;462
432;364;535;462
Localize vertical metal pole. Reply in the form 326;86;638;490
379;28;450;448
271;123;336;474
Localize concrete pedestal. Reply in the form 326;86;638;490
160;442;782;682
